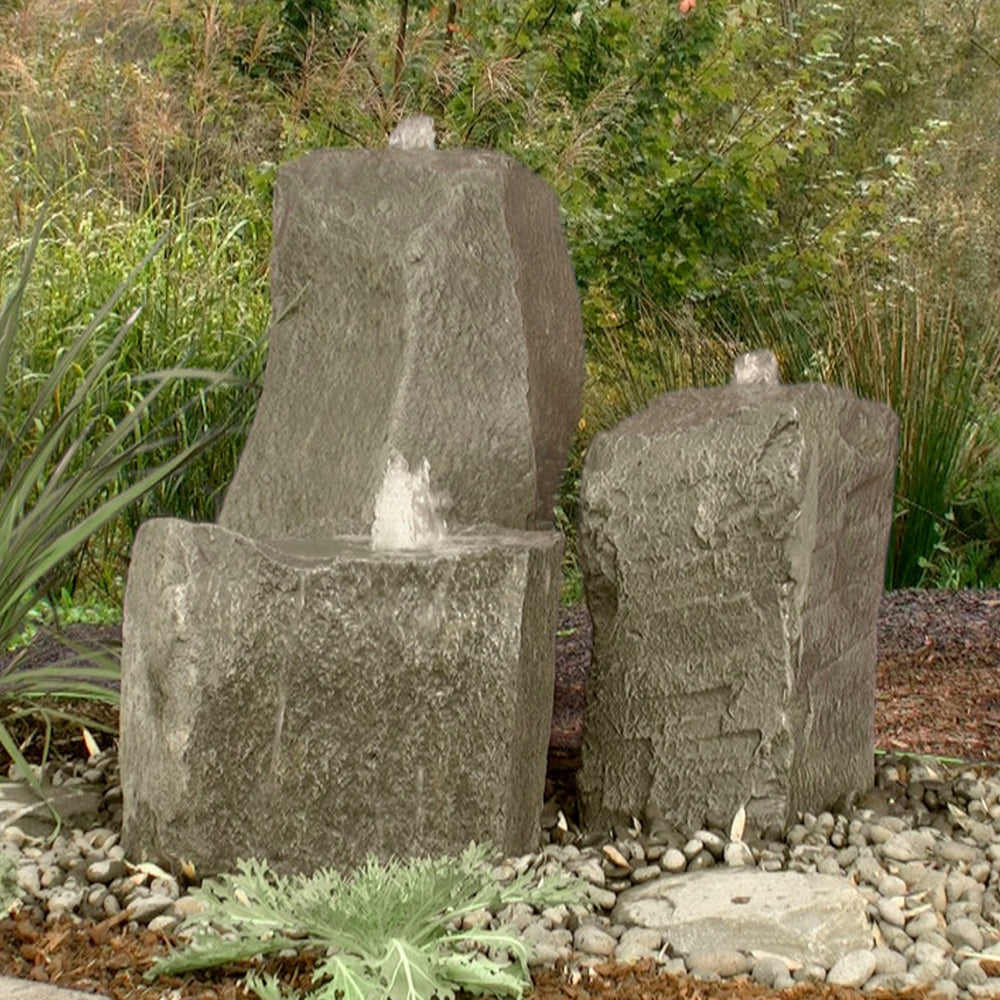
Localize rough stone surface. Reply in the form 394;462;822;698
219;148;584;539
0;977;109;1000
120;518;562;877
0;782;103;841
578;382;898;836
611;869;873;967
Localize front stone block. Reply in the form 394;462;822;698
120;519;561;876
578;383;898;838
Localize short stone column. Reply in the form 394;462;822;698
578;359;898;838
120;520;562;877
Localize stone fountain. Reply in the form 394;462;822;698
577;350;899;840
120;120;900;879
119;121;584;877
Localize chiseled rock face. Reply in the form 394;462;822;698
578;382;899;837
120;518;562;877
219;147;584;540
612;868;873;967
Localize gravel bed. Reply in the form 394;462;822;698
3;750;1000;997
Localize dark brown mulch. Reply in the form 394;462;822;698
1;623;122;768
0;623;122;685
548;603;592;776
0;911;321;999
873;588;1000;762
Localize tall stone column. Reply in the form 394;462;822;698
120;132;585;876
219;147;584;540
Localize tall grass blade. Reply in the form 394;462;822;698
0;209;257;817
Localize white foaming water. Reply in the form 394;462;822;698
731;348;781;386
370;451;446;550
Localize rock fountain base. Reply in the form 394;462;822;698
120;518;562;877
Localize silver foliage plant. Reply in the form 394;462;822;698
149;842;591;1000
0;851;17;914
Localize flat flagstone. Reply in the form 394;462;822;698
611;868;873;967
0;977;110;1000
0;781;103;840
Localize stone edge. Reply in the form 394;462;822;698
0;976;111;999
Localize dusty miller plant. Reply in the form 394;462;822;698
148;842;590;1000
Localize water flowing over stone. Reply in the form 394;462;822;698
388;114;436;149
370;451;445;550
731;348;781;386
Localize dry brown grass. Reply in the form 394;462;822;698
1;0;184;208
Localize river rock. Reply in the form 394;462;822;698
827;948;877;987
752;955;794;988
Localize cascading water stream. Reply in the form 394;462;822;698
370;450;446;550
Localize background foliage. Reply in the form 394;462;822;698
2;0;999;604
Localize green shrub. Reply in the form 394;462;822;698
3;0;1000;599
0;191;269;598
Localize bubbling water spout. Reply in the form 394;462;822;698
370;451;446;550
